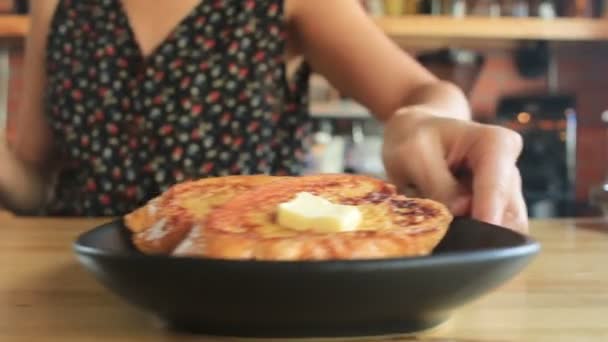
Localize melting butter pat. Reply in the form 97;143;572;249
277;192;362;233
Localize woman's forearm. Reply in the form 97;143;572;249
394;80;472;121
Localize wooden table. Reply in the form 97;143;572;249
0;213;607;342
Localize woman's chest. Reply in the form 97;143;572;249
44;1;288;134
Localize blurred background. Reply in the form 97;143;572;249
0;0;606;218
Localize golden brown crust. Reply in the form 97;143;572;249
123;175;281;254
175;174;452;260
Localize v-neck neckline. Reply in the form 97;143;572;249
116;0;204;63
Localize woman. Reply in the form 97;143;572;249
0;0;527;232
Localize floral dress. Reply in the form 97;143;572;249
44;0;312;216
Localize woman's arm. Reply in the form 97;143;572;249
0;0;59;213
0;134;52;214
286;0;470;122
286;0;527;232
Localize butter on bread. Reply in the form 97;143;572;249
277;192;363;233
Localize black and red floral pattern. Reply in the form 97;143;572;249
44;0;311;216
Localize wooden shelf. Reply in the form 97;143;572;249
0;14;607;42
376;16;608;41
0;15;28;37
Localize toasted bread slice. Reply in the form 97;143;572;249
175;174;452;260
124;175;281;254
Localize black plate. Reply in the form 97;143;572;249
73;218;539;338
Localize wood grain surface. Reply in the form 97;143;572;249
0;214;606;342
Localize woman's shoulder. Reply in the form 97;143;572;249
28;0;60;43
29;0;60;25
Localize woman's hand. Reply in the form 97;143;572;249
382;109;528;233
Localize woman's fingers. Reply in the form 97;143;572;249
470;154;512;225
383;124;466;215
405;140;461;205
501;169;529;234
469;127;523;226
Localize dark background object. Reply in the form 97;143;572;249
514;41;550;79
496;94;577;217
13;0;27;14
74;218;539;338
